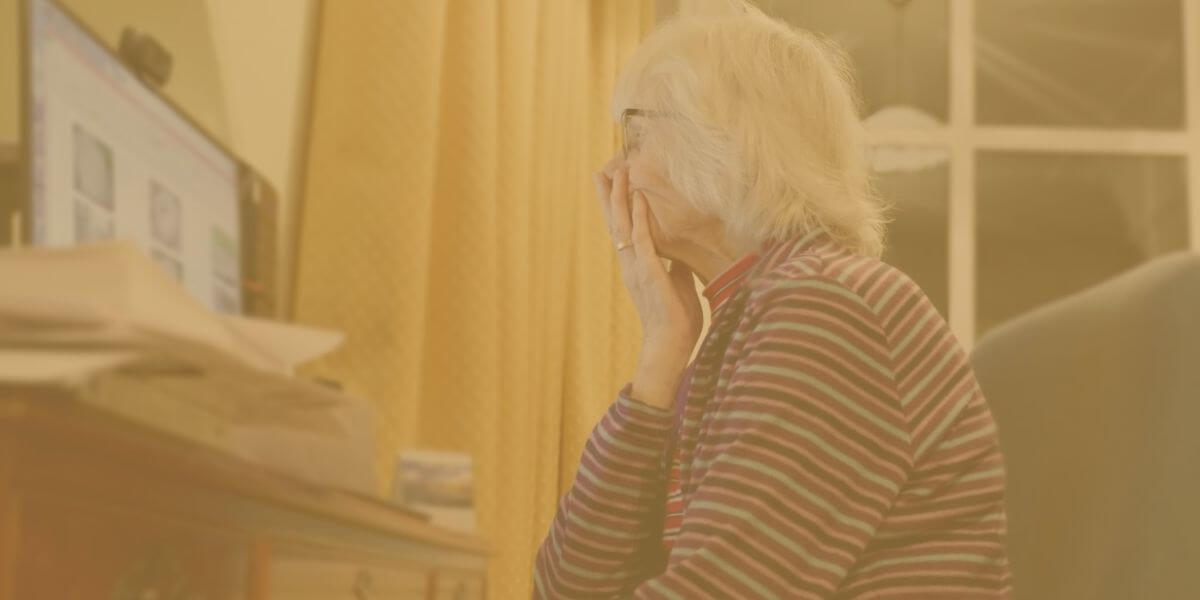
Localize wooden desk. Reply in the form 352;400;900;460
0;391;488;599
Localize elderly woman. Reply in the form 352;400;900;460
533;5;1010;598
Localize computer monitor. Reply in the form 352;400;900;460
20;0;243;314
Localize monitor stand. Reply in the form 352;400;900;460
0;142;20;247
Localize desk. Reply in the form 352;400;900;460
0;390;488;599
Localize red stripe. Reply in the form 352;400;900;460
702;251;761;313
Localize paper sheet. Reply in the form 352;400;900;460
0;242;375;493
0;242;344;373
0;348;141;384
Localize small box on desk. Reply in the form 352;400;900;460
393;450;478;535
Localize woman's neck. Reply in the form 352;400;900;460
666;235;752;286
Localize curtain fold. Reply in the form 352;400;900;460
292;1;656;597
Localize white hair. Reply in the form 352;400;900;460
612;2;887;257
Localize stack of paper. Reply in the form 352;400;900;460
0;242;377;495
0;242;341;377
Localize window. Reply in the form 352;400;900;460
976;152;1189;334
875;147;951;318
728;0;1200;346
976;0;1185;129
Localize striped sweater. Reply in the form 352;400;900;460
533;230;1012;598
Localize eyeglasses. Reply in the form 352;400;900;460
619;108;668;159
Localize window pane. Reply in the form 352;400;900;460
875;146;950;318
976;152;1189;337
976;0;1184;129
758;0;949;124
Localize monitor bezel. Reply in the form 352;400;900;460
14;0;246;251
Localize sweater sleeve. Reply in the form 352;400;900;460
629;277;913;598
532;386;674;598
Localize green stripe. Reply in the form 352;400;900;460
546;523;618;583
835;259;869;286
753;321;892;380
872;275;908;314
895;466;1005;500
959;466;1005;484
892;308;937;358
574;462;644;499
903;486;936;499
729;329;750;348
546;523;565;570
693;409;902;494
619;396;673;419
767;279;874;313
939;421;997;451
794;227;826;249
558;554;625;581
853;551;1003;575
694;547;781;599
700;452;885;533
644;579;687;600
769;229;826;273
689;499;848;579
901;344;959;407
914;392;973;459
738;364;909;444
593;422;660;458
565;510;641;542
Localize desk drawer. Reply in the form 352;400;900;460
432;570;486;600
12;494;249;600
266;555;429;599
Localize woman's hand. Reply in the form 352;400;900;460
595;161;703;408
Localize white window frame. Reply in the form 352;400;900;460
669;0;1200;348
914;0;1200;348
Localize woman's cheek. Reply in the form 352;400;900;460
646;202;684;256
648;211;667;248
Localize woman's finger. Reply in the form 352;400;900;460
600;156;623;179
610;168;633;245
593;172;613;231
631;191;667;276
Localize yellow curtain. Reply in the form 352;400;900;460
291;1;656;597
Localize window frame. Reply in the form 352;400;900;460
670;0;1200;347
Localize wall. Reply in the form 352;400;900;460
205;0;319;316
1;0;19;143
0;0;232;143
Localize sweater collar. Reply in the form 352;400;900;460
707;228;837;312
701;251;761;313
750;228;835;279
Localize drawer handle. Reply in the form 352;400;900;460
352;569;374;600
113;545;202;600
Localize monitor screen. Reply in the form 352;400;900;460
24;0;243;314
